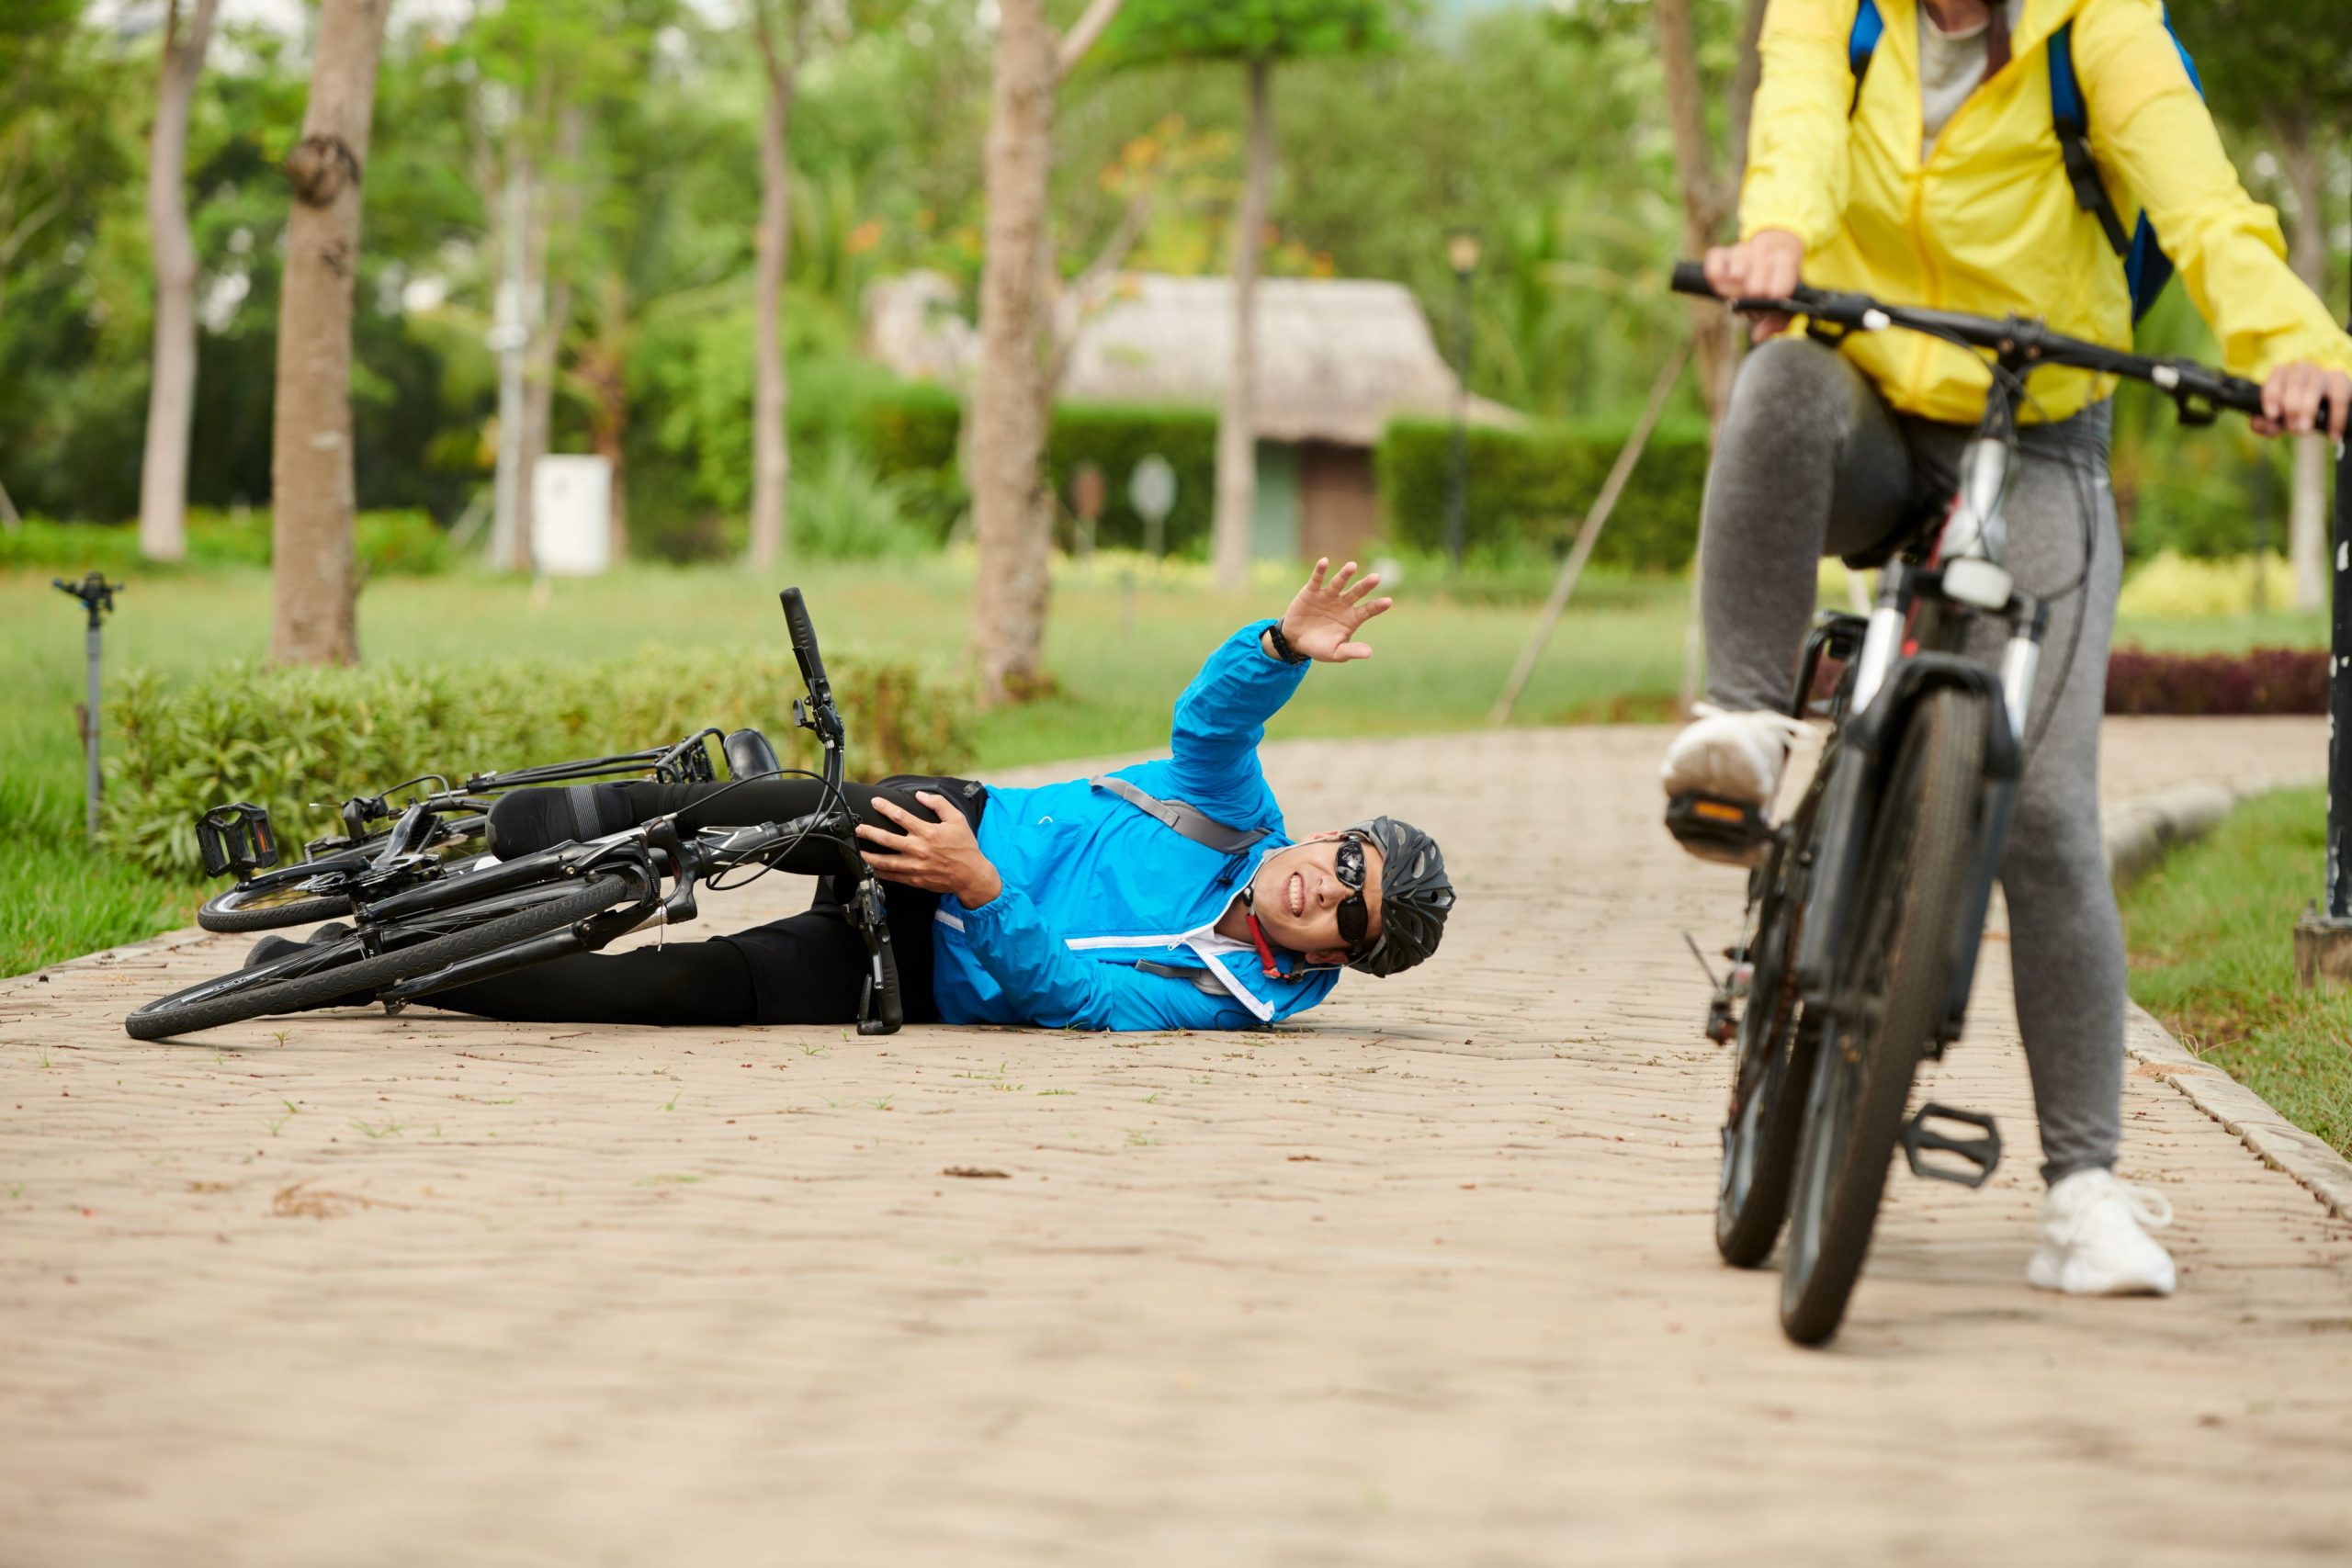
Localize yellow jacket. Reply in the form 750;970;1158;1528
1740;0;2352;423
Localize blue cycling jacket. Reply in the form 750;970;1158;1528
930;620;1340;1032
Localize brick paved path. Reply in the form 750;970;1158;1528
2;718;2346;1566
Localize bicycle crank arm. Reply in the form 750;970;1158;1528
1900;1102;2002;1188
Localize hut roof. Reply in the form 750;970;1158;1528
863;270;1519;447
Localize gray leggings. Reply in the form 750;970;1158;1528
1702;337;2122;1183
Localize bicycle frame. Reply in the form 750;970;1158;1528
1792;350;2049;1049
352;590;906;1035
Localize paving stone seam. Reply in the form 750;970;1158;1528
2105;773;2352;1221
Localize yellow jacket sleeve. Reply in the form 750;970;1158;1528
1738;0;1864;252
2075;0;2352;379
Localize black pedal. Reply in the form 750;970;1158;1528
1901;1103;2002;1189
196;802;279;881
1666;791;1770;866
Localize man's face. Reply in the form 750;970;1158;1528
1247;832;1385;968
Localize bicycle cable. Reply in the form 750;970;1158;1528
1898;321;2101;763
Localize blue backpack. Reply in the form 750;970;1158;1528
1847;0;2204;323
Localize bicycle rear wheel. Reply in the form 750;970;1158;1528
128;872;637;1040
1779;687;1986;1346
194;814;490;932
1714;829;1818;1267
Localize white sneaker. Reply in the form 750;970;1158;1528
2026;1168;2177;1296
1660;704;1811;807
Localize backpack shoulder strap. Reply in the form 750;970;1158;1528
1091;774;1271;857
1847;0;1885;117
2047;19;2132;255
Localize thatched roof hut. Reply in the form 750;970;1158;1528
863;270;1518;443
1055;275;1519;444
861;270;1521;561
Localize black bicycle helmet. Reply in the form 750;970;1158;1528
1346;816;1453;977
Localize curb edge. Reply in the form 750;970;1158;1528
2107;773;2352;1223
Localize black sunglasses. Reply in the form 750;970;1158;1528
1334;833;1371;952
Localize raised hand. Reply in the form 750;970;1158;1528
1276;558;1394;663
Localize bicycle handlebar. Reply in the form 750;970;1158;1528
780;587;830;703
1668;260;2276;423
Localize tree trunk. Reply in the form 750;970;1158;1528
1210;57;1273;594
1654;0;1740;429
2273;101;2329;614
269;0;388;667
138;0;221;564
518;109;581;569
967;0;1057;706
751;5;799;573
588;273;631;563
489;152;530;570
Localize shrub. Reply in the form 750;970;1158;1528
102;649;975;880
1044;403;1220;557
790;440;933;560
1374;415;1713;570
0;510;454;577
854;380;963;478
2104;647;2327;716
2118;550;2298;619
855;387;1224;557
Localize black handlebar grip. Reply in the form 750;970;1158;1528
778;586;830;694
1671;260;1714;298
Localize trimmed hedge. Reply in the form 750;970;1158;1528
2105;647;2327;716
853;384;1717;570
857;387;1223;557
102;649;975;880
0;510;455;577
1374;415;1713;570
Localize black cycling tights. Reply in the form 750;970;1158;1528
420;775;978;1028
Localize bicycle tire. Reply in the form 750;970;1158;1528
198;882;359;933
1714;827;1819;1267
194;816;491;933
1779;688;1986;1346
127;872;636;1041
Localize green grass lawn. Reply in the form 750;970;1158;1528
1;553;2333;975
2120;786;2352;1157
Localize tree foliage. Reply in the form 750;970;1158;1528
1101;0;1407;67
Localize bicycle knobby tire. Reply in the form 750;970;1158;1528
128;873;637;1041
1779;688;1987;1346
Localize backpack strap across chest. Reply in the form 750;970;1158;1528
1090;774;1272;857
1844;0;2202;323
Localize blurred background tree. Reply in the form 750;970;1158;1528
0;0;2334;588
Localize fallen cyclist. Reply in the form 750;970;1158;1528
253;559;1453;1032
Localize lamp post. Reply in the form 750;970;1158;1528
1443;230;1480;572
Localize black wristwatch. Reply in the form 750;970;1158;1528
1264;621;1311;664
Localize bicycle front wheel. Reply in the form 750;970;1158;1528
1779;687;1986;1346
129;872;638;1040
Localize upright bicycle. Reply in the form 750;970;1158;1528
128;589;907;1040
1668;262;2283;1345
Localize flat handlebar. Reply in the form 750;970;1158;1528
1669;260;2271;423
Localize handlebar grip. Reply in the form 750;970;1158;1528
778;586;831;695
1671;260;1714;299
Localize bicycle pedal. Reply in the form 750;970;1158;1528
1901;1102;2001;1189
1665;792;1770;867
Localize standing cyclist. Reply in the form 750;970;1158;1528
1667;0;2352;1294
281;560;1455;1032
